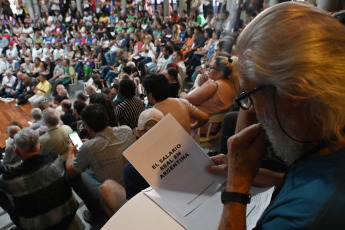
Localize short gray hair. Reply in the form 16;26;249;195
31;108;42;119
7;125;21;138
43;108;60;126
59;88;68;97
14;128;39;152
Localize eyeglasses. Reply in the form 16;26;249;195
235;86;266;110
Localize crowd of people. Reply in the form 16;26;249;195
0;0;260;106
1;0;345;230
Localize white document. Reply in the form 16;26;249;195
144;186;274;230
246;186;275;230
123;114;226;216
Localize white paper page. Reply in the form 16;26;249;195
246;186;275;230
144;186;274;230
124;114;226;216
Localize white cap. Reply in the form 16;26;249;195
137;108;164;131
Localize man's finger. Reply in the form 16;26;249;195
209;154;227;165
206;164;227;177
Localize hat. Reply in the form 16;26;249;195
137;108;164;131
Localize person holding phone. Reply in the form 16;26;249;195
65;104;136;225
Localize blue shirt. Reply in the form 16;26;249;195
180;30;186;42
257;147;345;229
206;42;216;58
0;37;9;48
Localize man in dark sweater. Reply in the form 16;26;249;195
0;128;78;229
61;99;77;127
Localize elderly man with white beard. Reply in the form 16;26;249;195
208;2;345;230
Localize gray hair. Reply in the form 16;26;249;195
59;88;68;97
236;2;345;142
145;35;153;41
7;125;21;138
31;108;42;120
43;108;60;126
85;85;96;95
14;127;39;152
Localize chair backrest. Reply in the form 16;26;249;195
94;62;102;70
197;112;227;138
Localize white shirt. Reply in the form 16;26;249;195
0;61;6;73
140;42;155;59
42;47;53;61
53;49;64;61
6;48;18;59
1;75;16;92
83;15;92;26
22;27;34;36
32;47;43;60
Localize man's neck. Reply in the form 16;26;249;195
22;151;40;161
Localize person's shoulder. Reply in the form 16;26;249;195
113;125;132;132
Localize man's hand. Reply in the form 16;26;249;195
206;154;228;177
68;143;78;156
66;143;80;178
226;123;267;193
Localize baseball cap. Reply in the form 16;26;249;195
137;108;164;131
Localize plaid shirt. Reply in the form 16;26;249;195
0;153;78;230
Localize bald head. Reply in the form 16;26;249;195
61;99;72;111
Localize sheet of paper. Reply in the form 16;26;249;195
246;186;275;230
124;114;226;216
144;186;274;230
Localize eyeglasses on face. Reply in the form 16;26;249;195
235;86;266;110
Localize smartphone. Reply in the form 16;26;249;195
69;132;83;150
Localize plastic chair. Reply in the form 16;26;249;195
197;112;227;155
93;62;102;73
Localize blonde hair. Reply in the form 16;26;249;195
236;2;345;141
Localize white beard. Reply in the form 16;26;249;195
256;111;304;166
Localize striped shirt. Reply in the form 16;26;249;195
0;153;79;230
114;97;145;129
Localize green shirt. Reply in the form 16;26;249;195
197;14;206;26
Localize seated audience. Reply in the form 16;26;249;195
114;79;145;129
2;125;22;170
60;99;77;127
28;74;52;107
30;108;44;130
39;108;73;161
0;128;79;230
99;108;165;217
0;70;16;97
16;74;38;106
180;56;238;126
6;71;24;98
209;3;345;229
143;74;209;134
66;104;136;224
